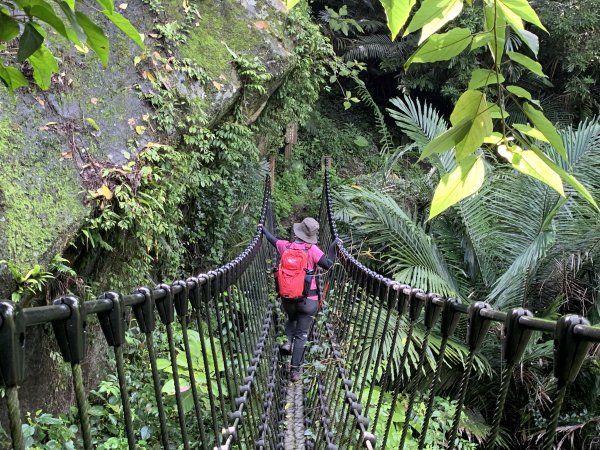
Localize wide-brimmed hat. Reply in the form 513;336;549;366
293;217;319;244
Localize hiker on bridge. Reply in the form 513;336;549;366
259;217;337;382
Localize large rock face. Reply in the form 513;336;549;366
0;0;294;297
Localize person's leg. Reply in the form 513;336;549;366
290;299;319;376
281;300;297;354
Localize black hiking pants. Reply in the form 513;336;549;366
282;298;319;369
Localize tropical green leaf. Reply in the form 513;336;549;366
0;64;28;91
471;31;493;50
484;4;505;66
76;12;110;67
429;155;485;219
405;28;472;69
0;12;20;42
27;44;58;90
380;0;416;41
468;69;504;90
404;0;464;44
507;51;545;77
506;85;532;100
57;1;85;43
102;11;144;48
497;0;547;32
513;124;547;142
498;145;564;196
420;119;471;160
450;90;493;159
17;22;45;62
530;147;598;210
95;0;114;10
26;3;69;40
523;103;567;161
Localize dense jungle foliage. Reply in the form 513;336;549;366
1;0;599;448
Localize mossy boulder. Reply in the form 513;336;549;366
0;0;295;298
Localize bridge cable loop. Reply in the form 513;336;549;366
0;301;26;388
51;296;92;450
132;287;155;333
540;314;594;450
97;291;126;347
447;301;494;450
0;301;27;450
486;307;535;449
97;291;136;449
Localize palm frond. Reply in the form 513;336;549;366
343;34;410;61
333;186;462;297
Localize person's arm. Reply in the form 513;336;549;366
258;224;278;247
317;239;339;270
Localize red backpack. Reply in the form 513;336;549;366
276;244;311;299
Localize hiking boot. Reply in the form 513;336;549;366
280;341;292;355
290;368;300;382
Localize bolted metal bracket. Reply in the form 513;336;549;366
98;292;126;347
554;314;592;383
502;307;534;366
0;301;26;387
52;296;87;364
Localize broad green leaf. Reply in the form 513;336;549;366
429;155;485;219
0;12;20;42
0;65;28;91
405;28;472;69
507;51;545;77
450;90;493;159
420;119;471;160
17;22;45;62
58;1;86;43
523;102;567;161
27;44;58;90
488;104;509;119
64;0;75;9
102;11;144;48
497;0;547;32
498;145;564;195
513;124;548;142
530;147;598;210
404;0;463;44
285;0;300;8
27;4;69;40
468;68;503;89
506;85;532;100
514;28;539;56
76;12;109;67
95;0;114;10
381;0;416;41
484;3;505;66
471;32;493;50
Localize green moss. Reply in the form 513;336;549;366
178;0;265;79
0;116;87;272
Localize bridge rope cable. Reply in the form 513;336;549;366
2;160;600;450
0;176;281;450
314;157;600;450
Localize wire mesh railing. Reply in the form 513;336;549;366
306;158;600;450
0;177;282;450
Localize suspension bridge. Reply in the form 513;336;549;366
1;160;600;450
